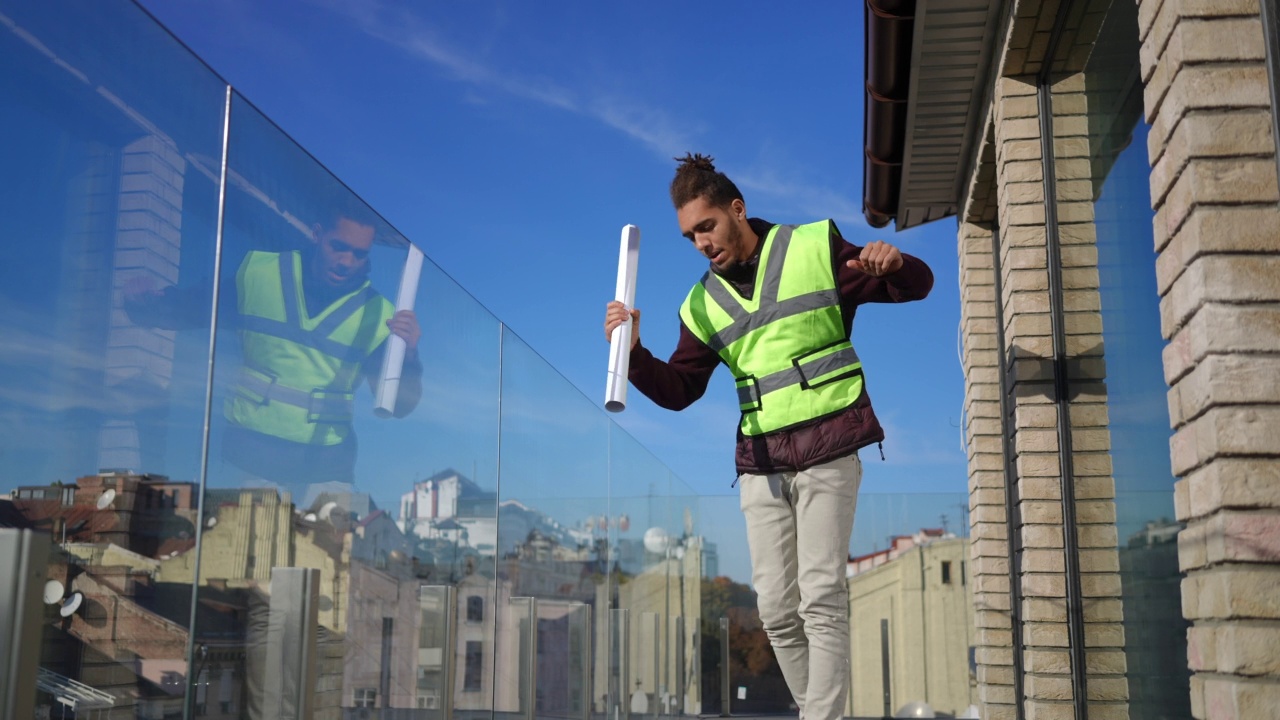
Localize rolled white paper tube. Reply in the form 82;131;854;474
374;245;425;418
605;224;640;412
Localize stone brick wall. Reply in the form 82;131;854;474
960;217;1018;720
1136;0;1280;717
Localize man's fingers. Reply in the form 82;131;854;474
852;241;902;276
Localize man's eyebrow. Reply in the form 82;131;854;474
682;218;714;241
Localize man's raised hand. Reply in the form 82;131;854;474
847;240;904;277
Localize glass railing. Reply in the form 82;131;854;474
0;2;991;720
695;493;976;718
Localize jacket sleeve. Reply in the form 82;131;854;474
835;234;934;306
626;323;721;411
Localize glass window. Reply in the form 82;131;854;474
1048;1;1191;716
354;688;377;708
464;641;484;692
467;595;484;623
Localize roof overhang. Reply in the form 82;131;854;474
862;0;1007;230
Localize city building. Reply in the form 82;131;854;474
862;0;1280;717
846;530;977;718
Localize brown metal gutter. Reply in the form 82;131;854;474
861;0;915;228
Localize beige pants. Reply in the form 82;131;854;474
739;453;861;720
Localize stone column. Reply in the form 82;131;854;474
1136;0;1280;717
994;63;1129;718
961;215;1018;720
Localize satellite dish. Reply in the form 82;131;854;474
43;580;65;605
894;701;936;718
318;501;338;521
304;513;318;523
205;516;218;529
97;489;116;510
643;527;671;555
60;592;84;618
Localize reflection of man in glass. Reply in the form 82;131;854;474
127;207;422;486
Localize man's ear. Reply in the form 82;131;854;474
731;198;746;220
310;223;323;245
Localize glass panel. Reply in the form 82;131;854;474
0;0;226;716
608;426;675;718
495;328;609;717
197;92;502;719
694;494;790;715
1048;1;1191;716
695;492;974;717
846;493;975;718
668;476;701;716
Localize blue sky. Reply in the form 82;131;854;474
137;0;969;506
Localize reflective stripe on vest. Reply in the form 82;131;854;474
679;221;864;436
226;250;393;445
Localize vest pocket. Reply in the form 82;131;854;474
734;375;762;413
792;341;863;391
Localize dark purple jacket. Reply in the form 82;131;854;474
627;219;934;474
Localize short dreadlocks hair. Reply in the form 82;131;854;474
669;153;744;210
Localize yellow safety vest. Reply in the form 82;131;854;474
679;221;865;437
225;250;393;445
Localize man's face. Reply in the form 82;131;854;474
311;217;374;290
677;196;754;272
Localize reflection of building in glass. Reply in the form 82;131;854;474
701;541;719;580
1119;519;1188;719
847;529;975;718
398;470;498;558
99;136;187;474
2;471;199;720
611;534;705;715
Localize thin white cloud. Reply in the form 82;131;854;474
735;167;864;228
310;0;863;231
588;95;698;159
315;0;699;154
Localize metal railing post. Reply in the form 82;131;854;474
260;567;320;720
513;597;538;720
673;616;685;716
611;608;631;720
719;617;730;717
880;618;892;719
578;603;593;720
419;585;457;720
0;529;49;720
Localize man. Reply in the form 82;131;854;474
603;154;932;718
127;206;422;487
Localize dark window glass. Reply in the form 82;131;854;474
464;640;483;691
